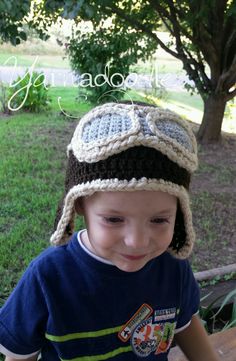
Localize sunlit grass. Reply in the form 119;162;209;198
0;83;235;306
0;53;70;69
130;89;236;134
0;87;91;302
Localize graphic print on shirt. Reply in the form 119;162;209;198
118;304;177;358
118;303;153;342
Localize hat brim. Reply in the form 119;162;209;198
50;178;194;259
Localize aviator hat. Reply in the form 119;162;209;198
51;102;198;259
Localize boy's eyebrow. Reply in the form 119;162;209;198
154;208;176;215
98;209;123;214
98;208;176;215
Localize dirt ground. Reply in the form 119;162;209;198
189;131;236;272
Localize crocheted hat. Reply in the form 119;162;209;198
51;102;198;259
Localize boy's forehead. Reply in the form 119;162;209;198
84;190;177;208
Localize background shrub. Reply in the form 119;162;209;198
8;70;51;112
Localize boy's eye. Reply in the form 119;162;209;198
151;218;169;224
104;217;123;223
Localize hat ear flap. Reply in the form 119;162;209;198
170;201;187;254
53;195;65;232
53;151;77;242
53;192;76;243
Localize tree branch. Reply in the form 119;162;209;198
216;56;236;92
101;3;182;59
149;0;194;43
184;49;211;90
166;0;212;93
222;28;236;71
148;1;175;37
148;0;211;93
150;5;175;38
225;86;236;101
186;1;221;70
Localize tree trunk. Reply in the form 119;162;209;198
197;94;227;143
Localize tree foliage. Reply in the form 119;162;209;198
1;0;236;141
0;0;30;45
0;0;55;44
66;21;157;103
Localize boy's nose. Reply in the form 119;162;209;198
124;226;149;249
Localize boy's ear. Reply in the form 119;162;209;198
74;198;84;215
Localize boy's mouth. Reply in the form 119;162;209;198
121;254;146;261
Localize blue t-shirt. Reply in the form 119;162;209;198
0;231;199;360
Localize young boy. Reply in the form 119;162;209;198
0;102;220;360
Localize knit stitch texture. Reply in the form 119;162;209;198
51;102;198;259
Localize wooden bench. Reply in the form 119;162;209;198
169;327;236;361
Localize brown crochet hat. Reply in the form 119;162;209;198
51;102;198;259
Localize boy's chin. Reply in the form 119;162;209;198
114;251;163;272
114;259;149;273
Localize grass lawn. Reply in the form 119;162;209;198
0;53;69;69
0;84;235;298
0;34;183;74
131;89;236;134
0;84;236;360
0;51;183;75
0;85;235;304
1;30;236;360
0;39;69;69
0;87;91;306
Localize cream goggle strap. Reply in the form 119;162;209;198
68;103;198;173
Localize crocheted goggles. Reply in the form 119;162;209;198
51;102;198;259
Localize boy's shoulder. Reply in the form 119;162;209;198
155;251;194;281
28;233;78;274
159;251;190;268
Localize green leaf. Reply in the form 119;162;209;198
214;289;236;318
19;31;27;41
11;36;21;45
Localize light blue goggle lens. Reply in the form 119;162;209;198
81;108;193;152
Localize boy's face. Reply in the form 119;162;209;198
77;190;177;273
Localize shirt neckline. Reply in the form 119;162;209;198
70;230;159;278
77;229;114;266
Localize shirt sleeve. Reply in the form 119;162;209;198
175;260;200;333
0;262;48;356
0;343;39;360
